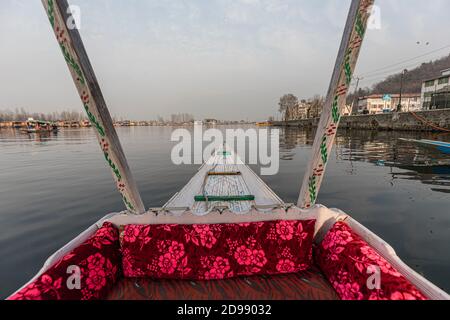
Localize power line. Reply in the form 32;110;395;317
358;44;450;77
357;57;450;87
359;60;428;80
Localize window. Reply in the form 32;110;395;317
438;77;449;85
425;80;435;87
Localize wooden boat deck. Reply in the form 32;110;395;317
164;149;284;215
106;264;339;300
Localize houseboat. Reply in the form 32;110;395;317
21;118;58;134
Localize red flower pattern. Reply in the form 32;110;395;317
9;222;121;300
122;225;140;243
276;221;295;240
121;220;316;280
86;269;107;291
315;222;427;300
276;259;296;273
251;250;268;268
158;254;178;275
234;246;253;266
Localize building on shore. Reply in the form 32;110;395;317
357;93;421;114
203;119;218;126
284;99;324;120
342;105;353;116
0;121;26;128
421;68;450;110
170;113;194;124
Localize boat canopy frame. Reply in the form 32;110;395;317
40;0;374;214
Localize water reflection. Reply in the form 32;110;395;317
280;127;450;194
0;126;449;297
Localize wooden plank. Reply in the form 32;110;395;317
41;0;145;214
207;172;242;176
297;0;375;208
165;147;284;215
194;195;256;202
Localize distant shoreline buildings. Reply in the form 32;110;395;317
0;117;251;129
421;68;450;111
2;69;449;128
357;93;422;114
281;68;450;122
357;68;449;115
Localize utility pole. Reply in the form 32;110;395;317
397;69;408;112
351;76;363;114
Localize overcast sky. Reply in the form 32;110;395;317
1;0;450;121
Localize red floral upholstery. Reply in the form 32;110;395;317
9;222;121;300
315;221;427;300
120;220;316;280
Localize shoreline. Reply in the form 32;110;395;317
273;109;450;132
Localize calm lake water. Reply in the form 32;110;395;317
0;126;449;298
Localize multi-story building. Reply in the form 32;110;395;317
421;68;450;110
358;93;421;114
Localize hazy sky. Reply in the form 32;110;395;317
1;0;450;121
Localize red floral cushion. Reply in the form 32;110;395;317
120;220;316;280
315;221;427;300
9;222;121;300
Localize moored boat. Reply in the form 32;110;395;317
400;138;450;155
256;121;273;127
21;118;58;134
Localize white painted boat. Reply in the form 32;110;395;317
164;148;284;216
7;0;449;301
8;148;449;300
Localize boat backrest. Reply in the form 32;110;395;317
344;217;449;300
105;205;347;240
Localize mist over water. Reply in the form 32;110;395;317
0;126;449;298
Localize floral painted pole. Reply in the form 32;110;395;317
41;0;145;214
298;0;375;208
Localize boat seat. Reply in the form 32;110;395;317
106;264;339;300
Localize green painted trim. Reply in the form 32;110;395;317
194;195;255;202
47;0;55;28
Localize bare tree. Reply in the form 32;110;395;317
279;94;299;121
308;95;325;118
0;109;86;122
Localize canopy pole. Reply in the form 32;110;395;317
298;0;374;208
41;0;145;214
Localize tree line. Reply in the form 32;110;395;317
278;94;325;121
0;108;87;122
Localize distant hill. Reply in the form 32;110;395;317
347;53;450;103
